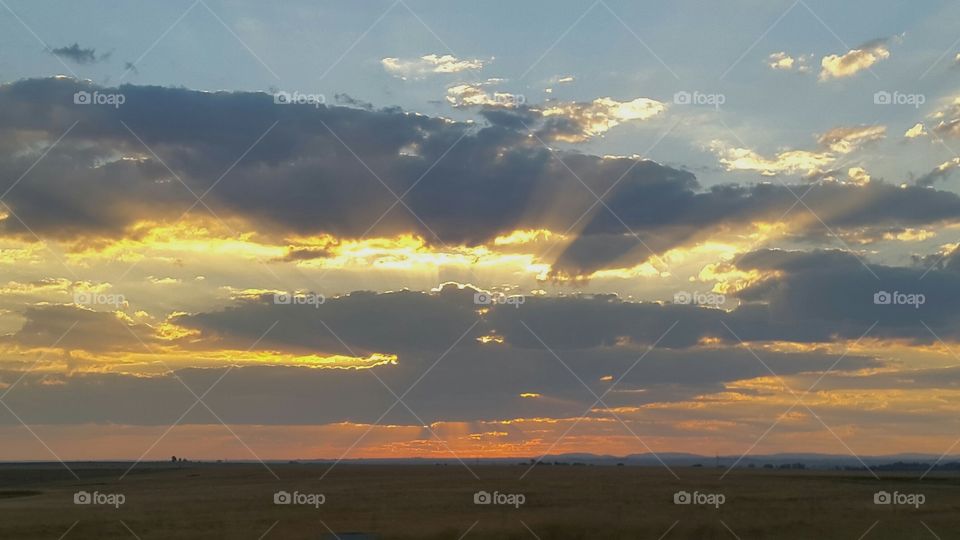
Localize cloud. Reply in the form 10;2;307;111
904;123;927;139
49;43;106;64
445;82;524;108
915;158;960;187
767;52;811;72
445;82;664;142
3;78;960;278
846;166;872;185
381;54;486;79
931;96;960;138
710;141;834;176
819;40;890;80
538;97;666;142
711;125;885;178
816;125;886;153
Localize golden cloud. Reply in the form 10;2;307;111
819;41;890;80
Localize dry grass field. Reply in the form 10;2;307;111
0;463;957;539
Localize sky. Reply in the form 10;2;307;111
1;0;960;464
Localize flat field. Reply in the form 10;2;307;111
0;463;956;539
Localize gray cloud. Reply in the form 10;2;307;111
49;43;107;64
3;78;960;276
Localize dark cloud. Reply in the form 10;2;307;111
3;78;960;276
732;249;960;341
0;346;876;426
915;159;960;187
9;256;960;427
2;304;157;353
49;43;106;64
